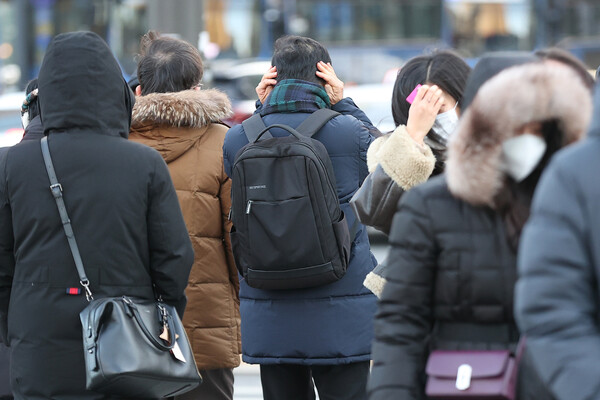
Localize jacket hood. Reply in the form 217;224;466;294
460;52;537;111
130;89;232;162
38;31;134;138
447;63;592;206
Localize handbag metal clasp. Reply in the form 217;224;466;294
456;364;472;391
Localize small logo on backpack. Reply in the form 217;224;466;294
248;185;267;190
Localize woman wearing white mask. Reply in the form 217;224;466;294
353;52;469;229
367;62;592;400
351;51;470;296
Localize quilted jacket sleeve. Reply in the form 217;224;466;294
356;126;436;297
515;158;600;400
368;186;437;400
147;153;194;318
219;164;239;297
352;126;435;238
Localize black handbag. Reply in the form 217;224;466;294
41;137;202;398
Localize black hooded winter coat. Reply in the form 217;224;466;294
0;32;194;399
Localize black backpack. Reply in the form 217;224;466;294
229;108;351;290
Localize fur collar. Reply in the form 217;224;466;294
131;89;232;129
367;125;436;190
446;63;592;206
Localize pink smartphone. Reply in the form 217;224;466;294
406;84;422;104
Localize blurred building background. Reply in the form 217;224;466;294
0;0;599;91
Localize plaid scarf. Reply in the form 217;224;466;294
260;79;331;116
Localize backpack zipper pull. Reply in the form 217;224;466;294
246;200;253;214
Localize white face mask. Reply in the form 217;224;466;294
432;102;459;142
501;134;547;182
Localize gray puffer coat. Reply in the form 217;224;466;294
515;87;600;400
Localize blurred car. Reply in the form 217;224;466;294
205;59;270;126
344;83;395;134
206;59;396;134
0;91;24;148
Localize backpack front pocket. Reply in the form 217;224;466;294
247;196;325;271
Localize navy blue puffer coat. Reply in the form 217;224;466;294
223;97;378;365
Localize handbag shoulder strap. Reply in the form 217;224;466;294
40;137;93;300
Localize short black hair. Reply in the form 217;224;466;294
24;78;39;119
136;31;203;95
391;50;471;127
271;35;331;85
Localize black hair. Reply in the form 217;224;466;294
271;35;331;85
136;31;203;95
534;48;595;91
24;78;39;119
127;75;139;92
391;50;471;128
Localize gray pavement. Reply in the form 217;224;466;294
233;364;262;400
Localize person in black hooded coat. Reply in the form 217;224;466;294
0;31;194;399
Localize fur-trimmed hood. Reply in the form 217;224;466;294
446;63;592;206
130;89;232;162
131;89;232;129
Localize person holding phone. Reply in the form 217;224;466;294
351;51;471;296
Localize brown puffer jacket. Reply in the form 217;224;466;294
130;89;241;370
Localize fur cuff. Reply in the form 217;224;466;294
366;135;389;173
363;270;387;298
376;125;436;190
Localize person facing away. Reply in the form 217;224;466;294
20;78;43;141
128;30;241;400
515;85;600;400
222;35;378;400
0;31;194;399
367;60;592;400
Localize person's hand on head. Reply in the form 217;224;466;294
316;61;344;105
256;66;277;104
406;84;444;145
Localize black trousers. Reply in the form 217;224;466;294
260;361;370;400
174;368;234;400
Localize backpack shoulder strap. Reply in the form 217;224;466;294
241;114;273;143
296;108;340;138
